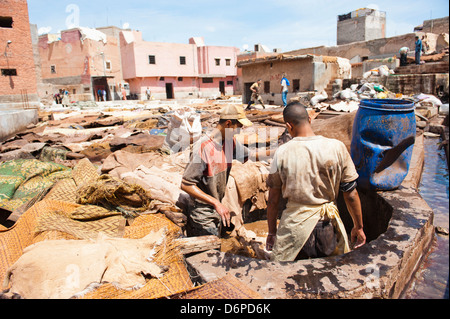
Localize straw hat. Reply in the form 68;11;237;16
219;105;253;127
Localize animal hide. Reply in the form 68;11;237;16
3;229;168;299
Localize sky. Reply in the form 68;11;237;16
27;0;449;52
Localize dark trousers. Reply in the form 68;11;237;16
400;53;407;66
415;51;421;65
295;220;337;260
186;202;221;237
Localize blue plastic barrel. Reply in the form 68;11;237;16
350;99;416;191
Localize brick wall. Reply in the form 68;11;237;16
0;0;39;109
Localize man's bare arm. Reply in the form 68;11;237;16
342;188;366;249
181;181;230;227
266;186;282;250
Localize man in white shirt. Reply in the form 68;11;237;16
266;102;366;261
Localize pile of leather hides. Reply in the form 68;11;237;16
3;228;169;299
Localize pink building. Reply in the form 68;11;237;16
120;32;240;100
38;26;124;102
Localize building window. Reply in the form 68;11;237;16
159;77;165;81
264;81;270;93
0;16;13;28
149;55;156;64
215;58;220;66
202;78;213;84
180;56;186;65
178;77;183;81
50;65;56;74
1;68;17;76
227;81;233;85
105;60;111;71
225;59;231;66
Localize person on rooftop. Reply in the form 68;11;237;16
415;35;423;65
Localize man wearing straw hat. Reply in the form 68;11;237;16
181;105;272;237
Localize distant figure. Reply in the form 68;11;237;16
97;89;102;102
54;92;61;104
399;47;409;66
102;89;107;102
61;89;70;107
246;79;265;110
121;85;127;100
146;87;152;100
280;73;290;107
415;36;422;65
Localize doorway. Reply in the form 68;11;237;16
165;83;174;99
219;81;225;96
92;77;110;101
244;82;253;104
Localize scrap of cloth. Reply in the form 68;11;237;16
0;159;71;213
3;229;169;299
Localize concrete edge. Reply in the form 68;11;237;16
0;109;39;143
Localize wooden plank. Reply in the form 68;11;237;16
176;235;221;255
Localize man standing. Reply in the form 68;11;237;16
415;35;422;65
181;105;273;237
280;73;290;107
265;102;366;261
146;87;152;100
246;79;265;110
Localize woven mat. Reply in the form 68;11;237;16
1;158;194;299
34;162;127;240
1;202;193;298
78;213;193;299
71;158;100;187
0;198;75;282
168;274;261;299
35;209;125;240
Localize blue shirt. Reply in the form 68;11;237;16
415;39;422;53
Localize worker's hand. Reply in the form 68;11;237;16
351;227;366;249
214;202;231;228
266;234;276;251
